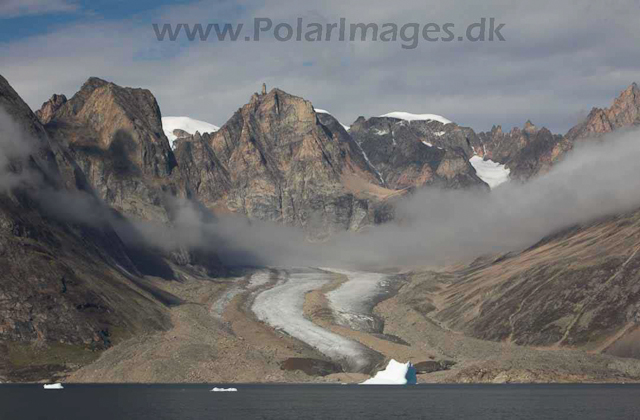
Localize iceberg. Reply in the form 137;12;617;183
361;360;417;385
43;383;64;390
211;387;238;392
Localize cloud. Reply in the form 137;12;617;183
1;0;640;134
0;109;40;190
0;0;78;18
4;105;640;271
89;127;640;270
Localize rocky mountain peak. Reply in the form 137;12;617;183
37;78;184;221
47;77;175;178
478;120;566;181
566;82;640;141
523;120;537;133
348;114;488;190
35;93;67;124
180;86;393;235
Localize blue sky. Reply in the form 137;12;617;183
1;0;640;133
0;0;201;41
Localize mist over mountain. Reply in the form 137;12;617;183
126;126;640;268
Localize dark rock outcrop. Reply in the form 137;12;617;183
414;360;456;374
280;357;343;376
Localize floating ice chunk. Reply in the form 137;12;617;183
43;383;64;390
211;387;238;392
361;360;417;385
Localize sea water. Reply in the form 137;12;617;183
1;383;640;420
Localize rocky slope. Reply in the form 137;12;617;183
0;75;175;381
402;208;640;359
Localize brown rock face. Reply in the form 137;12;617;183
175;89;392;237
348;116;488;190
567;83;640;141
35;94;67;125
477;121;568;181
43;78;183;221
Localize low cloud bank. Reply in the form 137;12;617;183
4;105;640;270
141;127;640;268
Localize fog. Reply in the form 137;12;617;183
3;105;640;270
130;127;640;269
0;110;39;190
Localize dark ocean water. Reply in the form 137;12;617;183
1;384;640;420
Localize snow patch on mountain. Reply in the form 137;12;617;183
469;156;510;189
380;112;452;125
358;144;385;184
314;108;350;131
162;116;219;147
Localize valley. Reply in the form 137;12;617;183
63;263;640;384
2;72;640;384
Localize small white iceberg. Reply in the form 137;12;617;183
361;360;417;385
43;383;64;390
211;387;238;392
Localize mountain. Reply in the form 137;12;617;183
0;75;174;382
41;78;183;222
35;94;67;125
472;83;640;182
476;121;568;181
403;207;640;359
566;83;640;141
4;74;640;384
173;87;399;237
348;114;489;190
394;84;640;359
